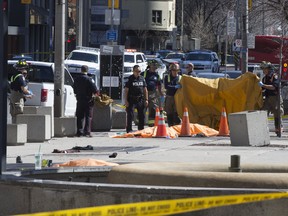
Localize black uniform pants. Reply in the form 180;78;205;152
76;100;93;135
126;99;145;133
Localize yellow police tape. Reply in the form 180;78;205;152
17;192;288;216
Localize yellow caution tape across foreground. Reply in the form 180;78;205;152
17;192;288;216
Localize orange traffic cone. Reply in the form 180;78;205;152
154;113;168;138
154;107;160;127
218;107;230;136
179;107;191;137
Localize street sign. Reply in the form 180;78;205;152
227;17;236;36
106;30;117;41
105;9;120;25
247;33;255;49
235;39;242;47
227;10;234;19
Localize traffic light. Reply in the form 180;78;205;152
282;62;288;81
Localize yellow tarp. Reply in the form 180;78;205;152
175;72;263;130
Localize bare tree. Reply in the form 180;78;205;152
176;0;235;50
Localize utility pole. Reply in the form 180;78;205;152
241;0;248;73
76;0;83;46
0;0;8;174
180;0;184;51
54;0;66;117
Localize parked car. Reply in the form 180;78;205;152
64;46;100;89
8;60;76;116
155;50;173;59
196;72;230;79
223;70;242;79
182;50;220;73
163;52;185;63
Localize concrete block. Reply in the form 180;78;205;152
54;117;76;137
16;114;51;142
24;106;54;137
92;104;112;131
228;111;270;146
7;124;27;146
112;109;126;129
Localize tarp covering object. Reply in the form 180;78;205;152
53;159;119;167
112;123;219;138
175;72;263;130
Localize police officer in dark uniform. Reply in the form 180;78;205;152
141;60;163;126
125;65;148;133
73;65;98;137
259;61;284;136
10;60;33;123
164;63;182;127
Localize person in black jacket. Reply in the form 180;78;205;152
73;65;98;137
258;61;284;136
124;65;148;133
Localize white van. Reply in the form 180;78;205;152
123;50;147;73
64;46;100;89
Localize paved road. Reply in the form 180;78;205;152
5;119;288;173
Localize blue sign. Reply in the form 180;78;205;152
106;30;117;41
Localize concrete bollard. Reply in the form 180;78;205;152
228;111;270;146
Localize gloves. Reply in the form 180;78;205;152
160;96;165;103
175;84;182;89
258;81;264;87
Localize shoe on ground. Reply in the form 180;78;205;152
76;132;83;137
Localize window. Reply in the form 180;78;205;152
152;10;162;25
136;54;143;63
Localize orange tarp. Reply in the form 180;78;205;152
53;159;119;167
175;72;263;130
112;123;219;138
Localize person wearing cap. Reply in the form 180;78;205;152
258;61;284;136
163;63;182;127
9;60;33;123
141;60;163;126
185;63;197;77
73;65;98;137
125;65;148;133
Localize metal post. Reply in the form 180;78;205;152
235;0;240;70
277;3;285;138
0;0;8;173
241;0;248;73
54;0;66;118
76;0;83;46
180;0;184;51
109;0;115;97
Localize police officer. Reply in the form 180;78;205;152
259;61;284;136
9;60;33;123
164;63;182;127
73;65;98;137
185;63;197;77
125;65;148;133
141;60;163;126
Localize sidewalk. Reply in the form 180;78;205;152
5;123;288;173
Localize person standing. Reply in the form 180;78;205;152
164;63;182;127
141;60;163;126
9;60;33;123
258;61;284;136
185;63;197;77
73;65;98;137
125;65;148;133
